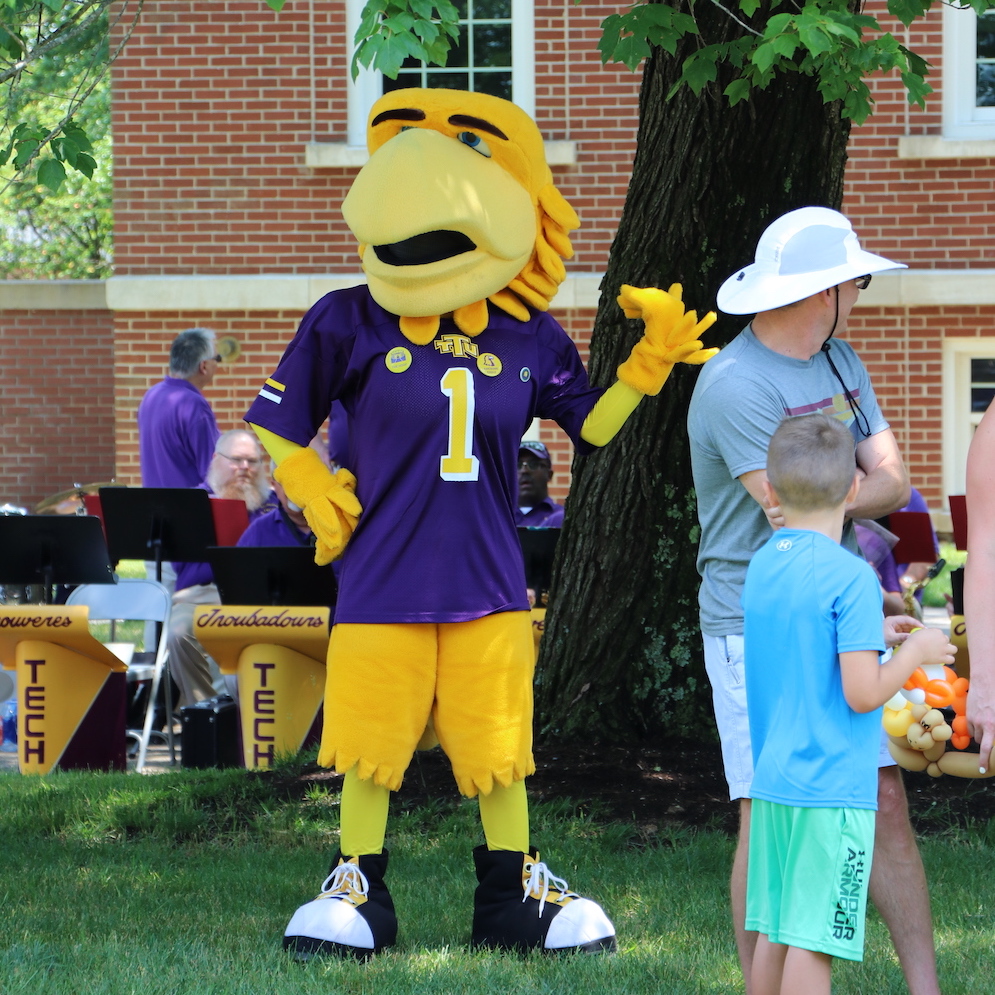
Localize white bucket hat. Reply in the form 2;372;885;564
716;207;906;315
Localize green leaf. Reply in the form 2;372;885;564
0;25;23;57
902;44;931;80
681;50;719;95
375;30;422;77
598;6;697;65
382;10;416;33
37;157;66;193
822;20;861;45
771;33;800;59
63;122;93;153
60;137;80;167
74;152;96;180
264;0;287;10
797;15;834;57
723;78;753;106
739;0;762;17
604;31;651;70
763;13;795;37
351;34;383;79
752;40;780;75
409;0;439;19
901;69;933;109
887;0;929;28
13;139;40;169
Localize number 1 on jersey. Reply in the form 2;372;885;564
440;367;480;481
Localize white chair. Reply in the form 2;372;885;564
66;578;176;771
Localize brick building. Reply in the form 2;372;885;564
1;0;992;528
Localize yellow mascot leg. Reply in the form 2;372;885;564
340;766;391;857
478;778;529;852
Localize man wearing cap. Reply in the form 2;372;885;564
515;441;565;528
688;207;939;995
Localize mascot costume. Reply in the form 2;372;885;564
246;88;717;959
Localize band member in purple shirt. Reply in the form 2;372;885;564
137;328;222;489
515;440;565;528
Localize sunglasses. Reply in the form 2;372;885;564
854;274;872;290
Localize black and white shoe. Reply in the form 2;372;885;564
283;850;397;960
471;845;616;953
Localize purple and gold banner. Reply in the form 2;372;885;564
0;606;127;774
193;605;329;769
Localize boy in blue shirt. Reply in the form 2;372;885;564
743;413;956;995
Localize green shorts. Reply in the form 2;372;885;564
746;799;875;962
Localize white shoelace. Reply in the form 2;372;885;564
320;861;369;900
523;860;571;917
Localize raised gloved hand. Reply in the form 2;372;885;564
273;446;362;565
615;284;718;396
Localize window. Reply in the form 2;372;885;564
942;339;995;497
385;0;513;100
346;0;534;146
942;5;995;139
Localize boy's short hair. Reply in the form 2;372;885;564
766;414;856;512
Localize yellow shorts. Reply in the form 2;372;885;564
317;612;536;797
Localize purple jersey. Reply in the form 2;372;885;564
245;286;604;624
137;377;220;488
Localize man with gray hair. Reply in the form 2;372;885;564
138;327;222;489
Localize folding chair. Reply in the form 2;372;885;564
66;578;176;771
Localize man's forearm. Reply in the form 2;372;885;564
846;464;910;520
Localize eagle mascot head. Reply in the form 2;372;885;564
342;88;580;345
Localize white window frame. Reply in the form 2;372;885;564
942;337;995;499
346;0;535;148
942;4;995;140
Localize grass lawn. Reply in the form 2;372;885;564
2;761;995;994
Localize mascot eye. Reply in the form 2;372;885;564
457;131;491;158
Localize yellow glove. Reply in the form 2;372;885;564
615;283;718;396
273;446;362;566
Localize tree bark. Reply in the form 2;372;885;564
535;3;851;742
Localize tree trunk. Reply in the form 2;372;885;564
535;3;851;742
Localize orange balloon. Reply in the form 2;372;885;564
952;734;972;751
905;668;929;691
924;680;955;709
952;714;970;736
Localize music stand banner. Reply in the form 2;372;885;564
193;605;330;769
0;606;128;774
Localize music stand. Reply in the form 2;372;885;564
517;527;560;606
207;546;338;608
98;487;217;581
882;511;937;566
210;498;251;547
0;515;115;603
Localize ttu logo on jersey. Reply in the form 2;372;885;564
434;333;478;359
257;378;286;405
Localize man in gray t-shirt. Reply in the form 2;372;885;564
688;207;941;995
